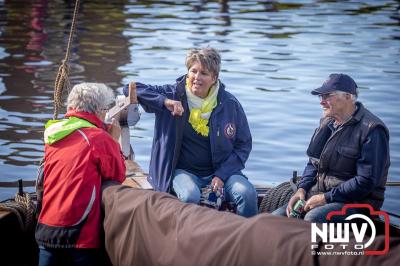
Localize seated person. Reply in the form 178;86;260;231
273;73;390;223
124;47;257;217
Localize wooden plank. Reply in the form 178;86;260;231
131;176;152;190
0;180;36;188
0;210;11;220
123;178;141;189
123;176;152;190
125;159;145;176
386;181;400;187
107;82;137;119
124;159;153;190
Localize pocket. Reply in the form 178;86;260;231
334;145;359;175
215;133;233;154
337;146;359;159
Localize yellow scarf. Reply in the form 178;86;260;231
185;78;219;137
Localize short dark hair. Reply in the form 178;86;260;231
185;48;221;78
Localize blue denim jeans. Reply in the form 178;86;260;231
38;246;98;266
172;169;258;217
272;202;360;223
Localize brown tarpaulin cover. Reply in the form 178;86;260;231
101;183;400;266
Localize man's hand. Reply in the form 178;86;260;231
164;99;184;116
211;176;224;192
304;194;326;212
107;118;121;142
286;188;306;217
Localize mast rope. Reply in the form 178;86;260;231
53;0;80;119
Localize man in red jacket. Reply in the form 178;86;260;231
35;83;126;266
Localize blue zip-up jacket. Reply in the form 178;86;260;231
124;75;252;192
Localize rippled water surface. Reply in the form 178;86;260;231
0;0;399;221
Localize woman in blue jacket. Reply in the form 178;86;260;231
124;47;257;217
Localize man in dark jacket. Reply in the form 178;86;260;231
273;73;390;223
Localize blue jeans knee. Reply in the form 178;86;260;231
303;202;347;223
172;169;202;204
271;203;288;216
225;175;258;217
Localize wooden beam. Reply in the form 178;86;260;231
107;82;137;119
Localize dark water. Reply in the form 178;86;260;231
0;0;399;222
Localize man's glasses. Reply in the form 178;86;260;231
318;92;336;101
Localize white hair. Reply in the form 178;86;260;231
335;91;357;103
67;83;115;114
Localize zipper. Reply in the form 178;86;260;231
317;122;348;188
209;105;222;167
321;122;349;157
209;117;215;164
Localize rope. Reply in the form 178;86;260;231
259;181;294;213
15;192;35;231
53;0;80;119
0;192;36;232
0;201;25;230
259;176;302;213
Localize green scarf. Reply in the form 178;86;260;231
186;78;219;137
44;117;96;145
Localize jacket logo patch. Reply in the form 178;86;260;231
224;123;236;139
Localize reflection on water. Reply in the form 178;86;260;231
0;0;399;219
0;0;130;170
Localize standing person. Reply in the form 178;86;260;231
36;83;126;265
124;47;257;217
272;73;390;223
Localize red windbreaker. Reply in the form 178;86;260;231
36;110;126;248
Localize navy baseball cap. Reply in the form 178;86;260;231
311;73;358;96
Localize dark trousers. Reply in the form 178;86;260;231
38;246;98;266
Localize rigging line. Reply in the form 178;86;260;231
53;0;80;120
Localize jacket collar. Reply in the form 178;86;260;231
64;109;105;129
351;102;364;122
344;102;364;126
176;75;186;99
324;101;365;129
176;74;226;104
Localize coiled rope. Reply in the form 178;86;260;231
0;192;35;232
53;0;80;119
259;174;301;213
259;181;294;213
